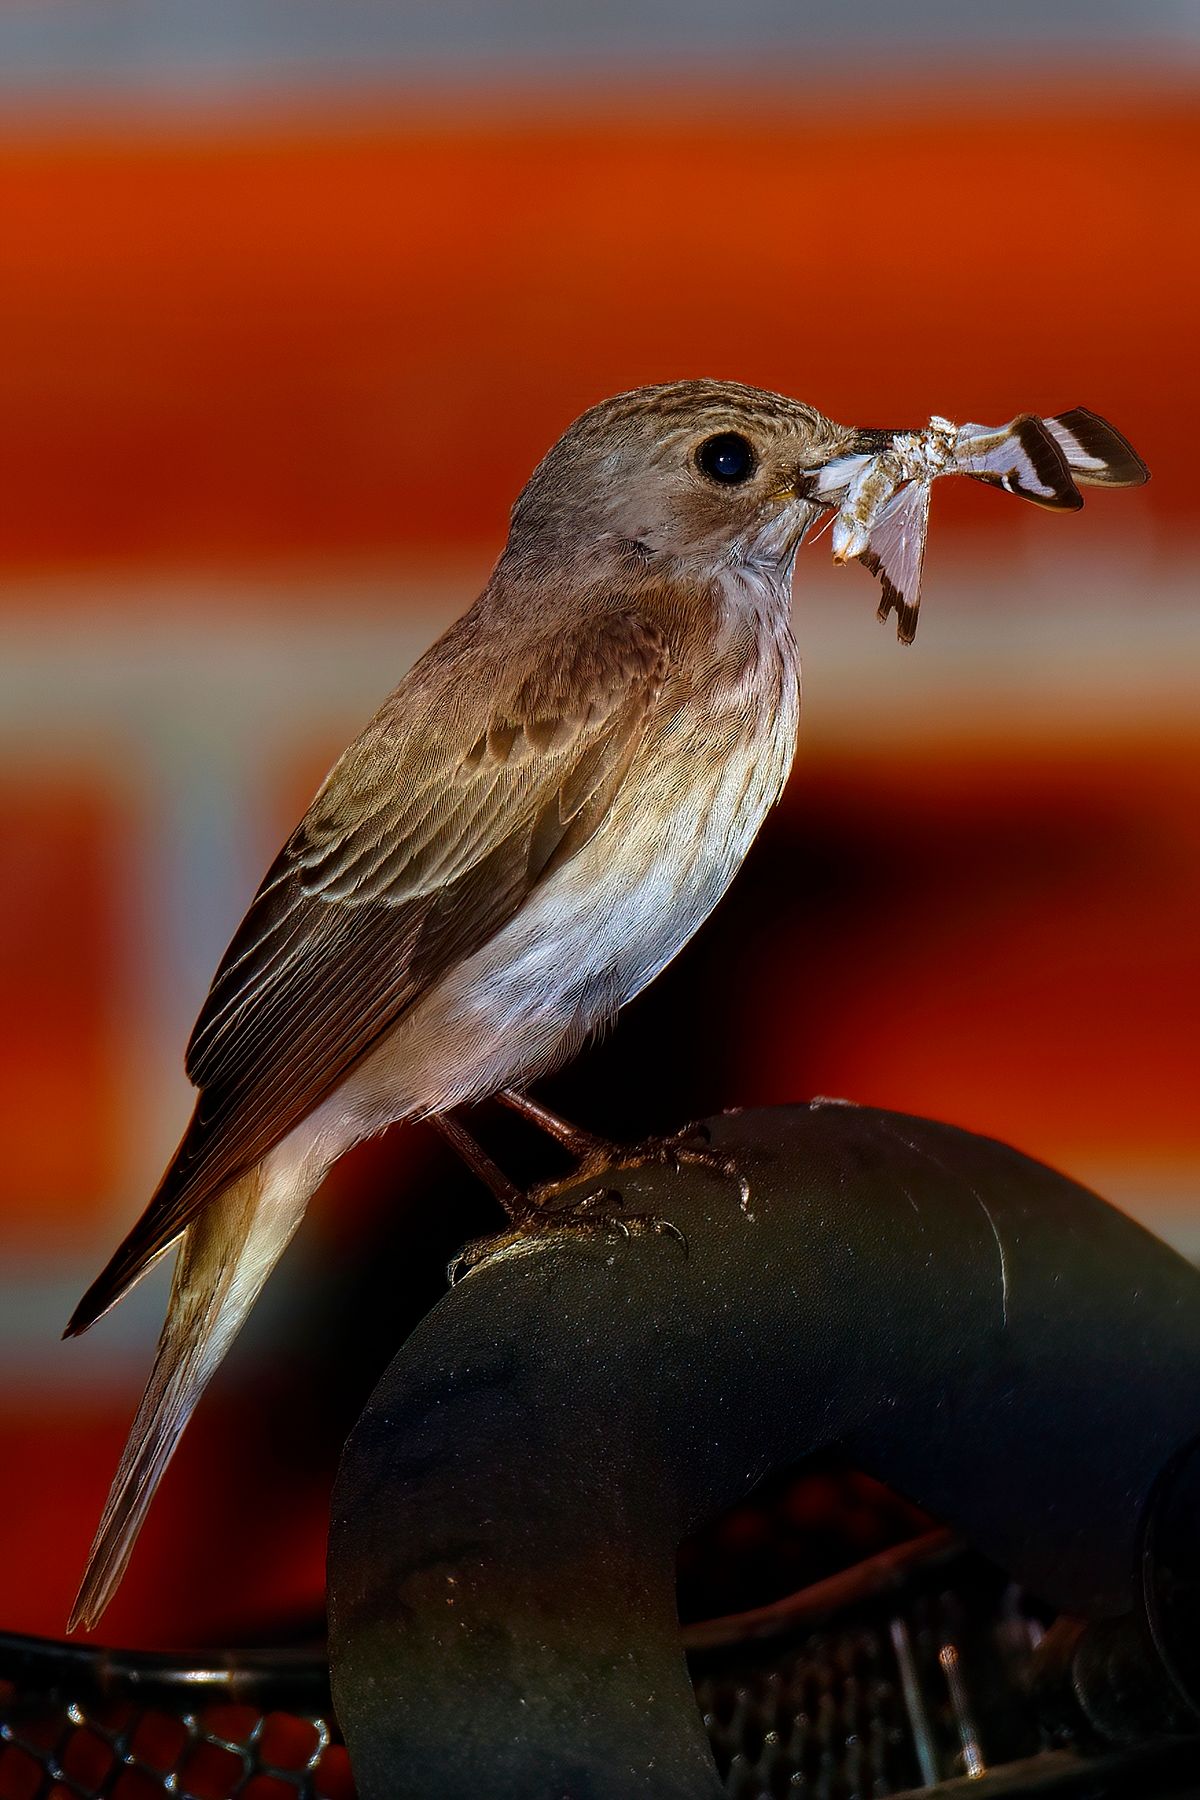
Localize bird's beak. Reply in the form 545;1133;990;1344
790;422;882;504
792;453;872;508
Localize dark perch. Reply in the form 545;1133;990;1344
327;1103;1200;1799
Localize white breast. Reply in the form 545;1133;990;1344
324;585;801;1135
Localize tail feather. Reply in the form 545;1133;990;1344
68;1167;305;1632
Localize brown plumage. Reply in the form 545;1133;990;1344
69;609;673;1330
64;378;1146;1629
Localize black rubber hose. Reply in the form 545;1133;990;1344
328;1102;1200;1799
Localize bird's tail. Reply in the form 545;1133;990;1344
68;1165;307;1633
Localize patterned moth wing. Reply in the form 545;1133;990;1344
953;414;1083;509
805;406;1148;649
1044;407;1150;488
860;478;932;646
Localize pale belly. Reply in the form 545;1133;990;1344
287;660;801;1174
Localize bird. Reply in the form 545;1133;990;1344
63;378;1148;1629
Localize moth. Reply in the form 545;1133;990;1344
800;408;1149;644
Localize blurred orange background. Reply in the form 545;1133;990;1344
0;8;1196;1648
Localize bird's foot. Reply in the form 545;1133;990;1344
497;1089;752;1216
534;1121;753;1218
447;1187;685;1284
441;1100;752;1282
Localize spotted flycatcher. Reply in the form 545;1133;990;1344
64;379;1147;1627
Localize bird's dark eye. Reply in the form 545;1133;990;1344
695;432;757;485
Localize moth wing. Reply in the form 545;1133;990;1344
860;478;931;646
796;451;875;503
1044;407;1150;488
955;414;1082;510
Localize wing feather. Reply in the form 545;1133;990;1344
66;605;669;1335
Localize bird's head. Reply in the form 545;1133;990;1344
504;379;855;583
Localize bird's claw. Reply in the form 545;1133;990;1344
447;1185;686;1283
446;1121;749;1283
591;1124;755;1219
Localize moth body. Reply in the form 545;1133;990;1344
804;406;1148;643
829;416;960;563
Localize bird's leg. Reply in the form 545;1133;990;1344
496;1088;608;1159
429;1113;525;1217
433;1110;683;1284
432;1112;549;1280
499;1088;752;1215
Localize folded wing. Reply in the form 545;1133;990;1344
66;606;670;1335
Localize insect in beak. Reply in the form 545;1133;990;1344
800;408;1148;645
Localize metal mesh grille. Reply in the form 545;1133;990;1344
0;1547;1049;1800
0;1685;352;1800
693;1579;1045;1798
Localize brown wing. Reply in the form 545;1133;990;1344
67;607;669;1335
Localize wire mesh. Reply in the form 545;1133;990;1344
0;1546;1073;1800
694;1583;1044;1796
0;1680;350;1800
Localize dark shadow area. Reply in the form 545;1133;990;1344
676;1454;933;1627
